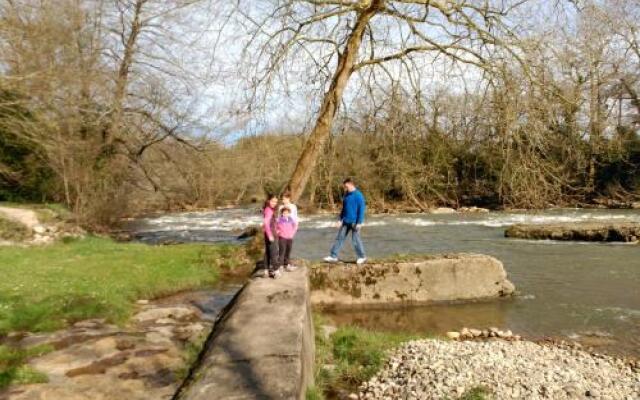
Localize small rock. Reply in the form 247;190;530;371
137;299;150;305
586;389;600;397
33;225;47;234
348;393;358;400
469;329;482;337
446;332;461;340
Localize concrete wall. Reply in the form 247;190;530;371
176;268;314;400
310;254;515;308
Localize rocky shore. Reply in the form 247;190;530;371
2;293;221;400
505;222;640;243
359;339;640;400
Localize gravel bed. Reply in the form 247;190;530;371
359;339;640;400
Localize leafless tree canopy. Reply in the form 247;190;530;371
1;0;639;224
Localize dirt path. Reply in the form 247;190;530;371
0;206;40;229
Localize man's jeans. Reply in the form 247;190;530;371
330;222;366;259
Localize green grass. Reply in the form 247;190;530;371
456;386;494;400
0;236;246;334
176;332;210;380
312;315;419;399
0;215;31;242
0;344;53;389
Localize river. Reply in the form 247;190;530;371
129;208;640;357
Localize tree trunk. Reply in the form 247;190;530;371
286;1;382;202
587;62;601;196
103;0;145;145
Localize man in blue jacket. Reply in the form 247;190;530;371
324;178;367;265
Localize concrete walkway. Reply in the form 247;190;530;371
176;267;314;400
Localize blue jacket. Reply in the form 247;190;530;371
340;189;366;224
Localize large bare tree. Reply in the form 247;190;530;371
233;0;534;201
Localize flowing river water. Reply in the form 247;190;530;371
129;208;640;357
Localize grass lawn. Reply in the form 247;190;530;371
0;236;247;334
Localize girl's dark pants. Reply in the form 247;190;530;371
278;238;293;266
264;234;279;272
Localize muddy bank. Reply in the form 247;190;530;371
505;222;640;242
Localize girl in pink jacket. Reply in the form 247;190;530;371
276;207;298;271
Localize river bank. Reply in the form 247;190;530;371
358;338;640;400
1;285;243;400
0;236;253;392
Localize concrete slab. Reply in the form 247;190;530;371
177;267;314;400
310;254;515;308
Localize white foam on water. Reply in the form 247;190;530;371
396;218;437;227
137;211;263;232
397;211;640;228
135;208;640;233
305;220;388;229
595;307;640;318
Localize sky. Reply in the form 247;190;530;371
152;0;616;143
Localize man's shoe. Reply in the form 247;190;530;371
323;256;339;263
285;264;298;272
356;257;367;265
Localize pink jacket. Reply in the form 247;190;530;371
263;206;277;240
276;216;298;240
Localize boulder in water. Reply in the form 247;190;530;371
310;254;515;308
505;223;640;242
